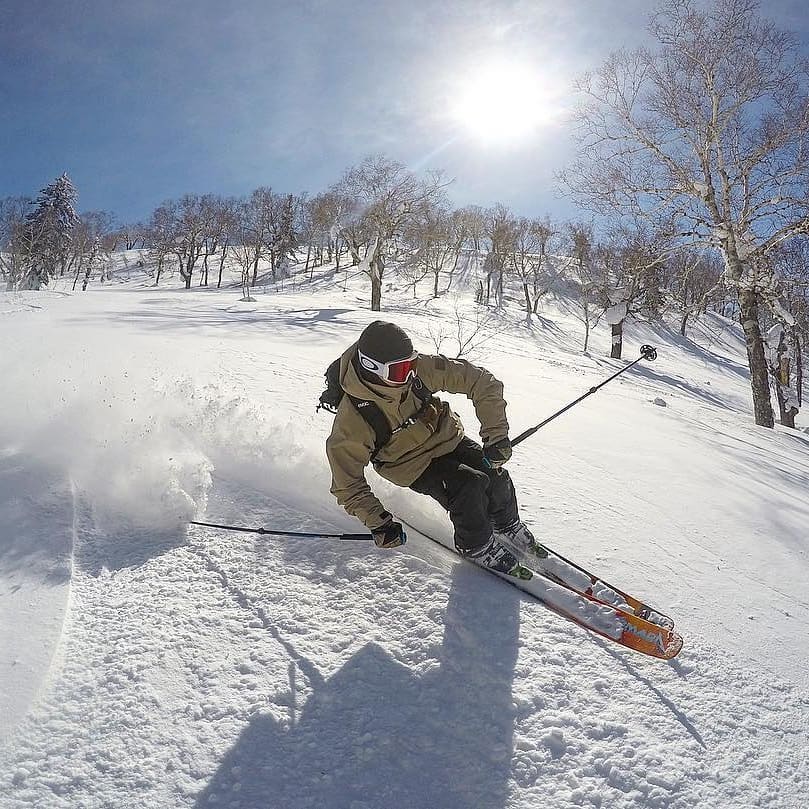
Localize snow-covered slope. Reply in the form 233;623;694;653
1;274;807;809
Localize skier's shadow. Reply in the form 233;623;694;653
194;561;520;809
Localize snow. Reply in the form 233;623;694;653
1;265;808;809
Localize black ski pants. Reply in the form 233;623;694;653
409;437;519;554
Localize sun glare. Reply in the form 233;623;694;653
451;60;562;144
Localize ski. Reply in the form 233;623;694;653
496;563;683;660
402;521;682;660
500;535;676;630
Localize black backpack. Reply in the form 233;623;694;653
317;357;432;461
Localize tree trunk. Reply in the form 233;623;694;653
738;287;774;428
680;310;690;337
774;332;798;428
611;322;624;359
522;282;532;317
217;243;228;289
434;269;440;298
370;251;384;311
371;273;382;311
184;254;194;289
774;369;796;428
583;302;591;352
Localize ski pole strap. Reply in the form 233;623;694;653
511;346;657;448
189;520;372;541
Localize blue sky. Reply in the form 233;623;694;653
2;0;807;225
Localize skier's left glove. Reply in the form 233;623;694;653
483;437;512;469
372;515;407;548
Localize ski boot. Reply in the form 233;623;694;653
465;535;532;580
494;520;548;560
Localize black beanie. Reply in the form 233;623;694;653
357;321;413;363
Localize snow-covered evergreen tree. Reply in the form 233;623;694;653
22;173;80;290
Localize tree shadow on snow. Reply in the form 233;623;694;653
67;305;357;341
194;562;520;809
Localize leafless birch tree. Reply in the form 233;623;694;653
562;0;809;426
333;155;448;311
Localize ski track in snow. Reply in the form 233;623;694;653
1;283;808;808
0;458;75;743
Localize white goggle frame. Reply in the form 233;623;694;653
357;349;418;385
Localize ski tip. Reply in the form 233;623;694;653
619;620;684;660
662;632;684;660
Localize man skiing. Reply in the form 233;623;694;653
325;320;537;576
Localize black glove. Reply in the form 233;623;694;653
372;517;407;548
483;437;512;469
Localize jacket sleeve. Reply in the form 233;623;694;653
418;354;509;445
326;404;390;530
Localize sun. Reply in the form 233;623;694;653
450;59;562;144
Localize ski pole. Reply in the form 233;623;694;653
511;344;658;449
189;520;373;541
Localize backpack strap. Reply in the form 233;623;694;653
411;376;432;404
345;394;392;462
347;376;433;464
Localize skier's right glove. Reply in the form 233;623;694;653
372;516;407;548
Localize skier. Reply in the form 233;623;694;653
325;320;538;576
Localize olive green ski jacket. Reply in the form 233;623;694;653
326;343;510;530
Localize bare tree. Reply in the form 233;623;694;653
212;197;238;289
239;188;301;286
145;203;177;286
230;199;266;301
308;190;350;271
760;239;807;425
268;193;299;282
114;223;146;251
504;216;560;318
427;298;496;360
563;0;809;426
70;211;115;290
333;155;448;311
595;224;671;358
669;247;724;336
159;195;211;289
482;204;514;306
402;201;463;298
0;196;31;290
775;238;809;353
459;206;486;256
566;223;604;353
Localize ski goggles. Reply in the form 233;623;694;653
358;349;418;385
